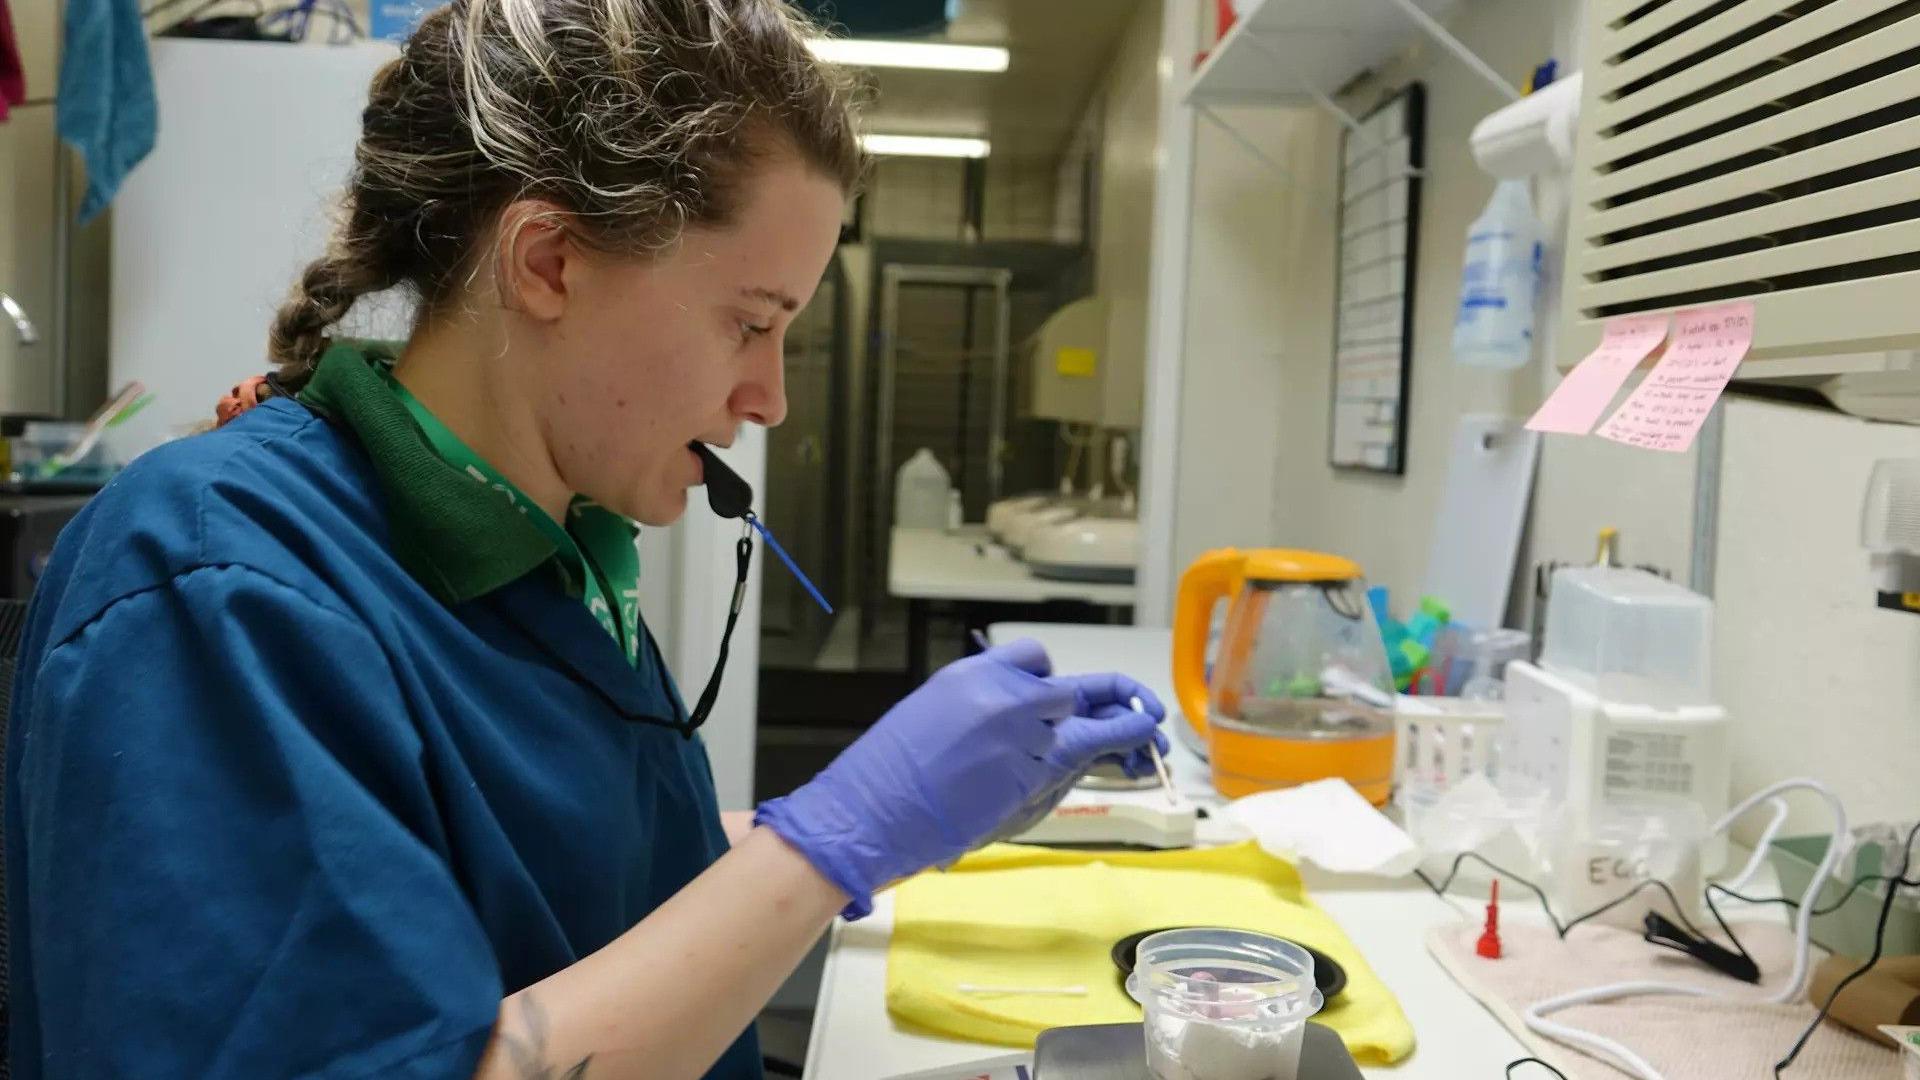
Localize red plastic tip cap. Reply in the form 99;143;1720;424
1476;879;1503;959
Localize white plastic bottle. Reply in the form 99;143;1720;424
1452;180;1544;370
893;448;952;529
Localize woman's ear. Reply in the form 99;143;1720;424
494;200;573;322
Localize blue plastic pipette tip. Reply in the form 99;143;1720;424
748;517;834;615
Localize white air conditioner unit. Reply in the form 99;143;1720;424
1560;0;1920;422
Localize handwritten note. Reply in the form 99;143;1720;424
1526;313;1672;435
1596;301;1756;453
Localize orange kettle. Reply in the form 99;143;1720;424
1172;548;1398;805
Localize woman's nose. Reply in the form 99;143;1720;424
733;338;788;428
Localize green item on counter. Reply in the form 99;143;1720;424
1264;675;1324;698
1769;835;1920;959
1406;595;1452;646
1392;639;1431;691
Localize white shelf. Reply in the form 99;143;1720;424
1186;0;1497;106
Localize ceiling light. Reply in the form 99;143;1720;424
860;134;992;159
807;38;1009;73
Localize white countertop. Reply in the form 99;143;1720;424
886;528;1138;607
802;623;1530;1079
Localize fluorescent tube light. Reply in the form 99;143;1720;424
860;134;992;159
807;39;1009;73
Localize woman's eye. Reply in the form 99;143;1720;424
739;321;773;344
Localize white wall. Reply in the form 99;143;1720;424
1715;402;1920;836
1159;0;1610;596
1136;0;1203;623
1168;104;1301;576
1161;0;1920;839
1258;0;1564;598
1087;0;1163;432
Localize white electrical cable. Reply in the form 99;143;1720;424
1520;778;1849;1080
1526;983;1715;1078
1721;796;1790;894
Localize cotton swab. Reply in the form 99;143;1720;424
974;631;1178;807
1148;740;1179;809
1132;695;1180;808
956;983;1089;997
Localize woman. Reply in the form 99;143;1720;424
3;1;1165;1077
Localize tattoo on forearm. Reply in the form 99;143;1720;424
499;993;592;1080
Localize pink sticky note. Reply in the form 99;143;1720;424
1527;313;1673;435
1596;300;1756;453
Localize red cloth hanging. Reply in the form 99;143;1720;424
0;0;25;122
1215;0;1237;41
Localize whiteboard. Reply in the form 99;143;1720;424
108;39;405;458
1424;415;1539;631
1329;84;1425;475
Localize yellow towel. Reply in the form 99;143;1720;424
886;842;1415;1065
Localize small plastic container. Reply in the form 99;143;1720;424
1539;566;1714;709
1547;798;1707;929
1879;1025;1920;1080
1395;696;1505;795
1400;772;1552;890
1128;929;1323;1080
894;447;953;530
1458;627;1533;700
8;421;115;486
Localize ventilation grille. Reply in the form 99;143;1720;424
1563;0;1920;367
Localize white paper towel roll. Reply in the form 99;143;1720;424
1470;72;1584;179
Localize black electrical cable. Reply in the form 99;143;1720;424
1712;874;1902;918
1505;1058;1570;1080
1569;877;1734;951
1416;852;1578;936
1774;819;1920;1077
1425;829;1920;1078
1415;850;1724;946
1421;851;1764;991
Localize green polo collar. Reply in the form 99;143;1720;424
297;340;564;607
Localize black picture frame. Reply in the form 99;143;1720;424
839;191;866;245
1328;82;1426;476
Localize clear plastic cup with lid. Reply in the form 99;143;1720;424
1126;928;1325;1080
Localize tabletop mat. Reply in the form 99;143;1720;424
1428;918;1893;1079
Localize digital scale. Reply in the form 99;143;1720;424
1014;765;1201;849
1032;1022;1361;1079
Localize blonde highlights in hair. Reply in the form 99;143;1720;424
267;0;865;382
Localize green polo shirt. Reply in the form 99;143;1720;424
298;341;642;665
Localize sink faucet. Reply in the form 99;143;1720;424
0;292;38;346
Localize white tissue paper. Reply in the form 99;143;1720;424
1408;774;1548;866
1223;779;1420;877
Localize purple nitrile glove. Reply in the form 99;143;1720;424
755;639;1164;918
1054;671;1170;779
981;672;1171;844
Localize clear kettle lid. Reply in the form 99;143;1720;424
1213;577;1395;735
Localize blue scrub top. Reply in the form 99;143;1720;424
3;346;761;1078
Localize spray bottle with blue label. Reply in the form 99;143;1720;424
1452;180;1544;370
